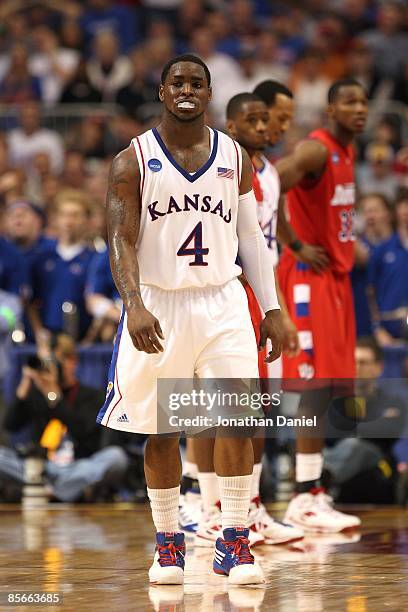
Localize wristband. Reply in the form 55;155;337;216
289;239;303;253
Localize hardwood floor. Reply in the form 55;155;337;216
0;503;407;611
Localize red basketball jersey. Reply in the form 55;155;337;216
284;128;356;274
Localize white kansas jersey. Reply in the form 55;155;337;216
256;155;280;266
132;127;242;290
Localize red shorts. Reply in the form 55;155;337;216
278;257;356;379
243;282;268;379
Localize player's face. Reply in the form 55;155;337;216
159;62;212;122
55;201;87;242
227;101;269;150
267;94;294;145
329;85;368;134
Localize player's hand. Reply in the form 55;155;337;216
127;307;164;354
282;316;300;358
259;309;284;363
296;243;329;273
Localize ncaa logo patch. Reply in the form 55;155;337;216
148;158;162;172
106;381;114;398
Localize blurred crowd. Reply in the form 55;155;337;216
0;0;406;503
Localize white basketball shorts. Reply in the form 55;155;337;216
97;278;259;434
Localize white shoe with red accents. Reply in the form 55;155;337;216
247;496;304;544
284;489;361;534
194;504;265;548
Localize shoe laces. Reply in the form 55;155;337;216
313;490;340;515
225;536;254;565
157;542;184;567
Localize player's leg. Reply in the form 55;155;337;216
178;438;201;536
194;279;265;585
145;433;186;584
280;268;361;532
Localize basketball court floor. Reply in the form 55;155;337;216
0;503;407;611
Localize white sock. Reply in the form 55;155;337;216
218;475;252;530
147;486;180;532
250;463;262;501
296;453;323;483
197;472;219;511
183;460;198;480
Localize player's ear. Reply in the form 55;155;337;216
208;86;212;102
226;119;237;139
327;103;335;121
159;84;164;102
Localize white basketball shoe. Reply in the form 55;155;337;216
284;489;361;534
195;504;265;548
247;496;304;544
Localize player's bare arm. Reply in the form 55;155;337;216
107;145;164;354
276;140;330;272
238;146;284;362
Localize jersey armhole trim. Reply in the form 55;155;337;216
133;136;145;199
233;140;241;190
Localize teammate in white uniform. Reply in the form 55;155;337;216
97;55;284;586
184;91;302;548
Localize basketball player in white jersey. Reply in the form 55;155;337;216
184;91;303;548
97;55;284;586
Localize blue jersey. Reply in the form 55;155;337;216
368;233;408;338
30;242;94;339
86;250;120;301
0;236;29;297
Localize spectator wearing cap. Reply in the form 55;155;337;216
5;200;51;268
352;194;394;337
357;141;400;201
367;191;408;346
7;101;65;177
28;190;94;346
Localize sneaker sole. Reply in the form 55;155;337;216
284;517;361;534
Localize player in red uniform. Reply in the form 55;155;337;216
275;78;369;532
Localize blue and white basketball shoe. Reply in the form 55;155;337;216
213;527;264;585
149;532;185;584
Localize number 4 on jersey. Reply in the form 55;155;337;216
177;222;209;266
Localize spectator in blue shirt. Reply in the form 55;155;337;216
368;191;408;345
352;193;393;336
85;249;122;342
29;190;94;344
4;200;54;341
80;0;140;54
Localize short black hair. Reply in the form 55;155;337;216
356;336;383;363
327;78;366;103
161;54;211;86
253;80;293;107
226;92;263;119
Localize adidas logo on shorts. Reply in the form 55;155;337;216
117;413;129;423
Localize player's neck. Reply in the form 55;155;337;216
251;151;264;168
158;114;207;148
328;124;354;148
